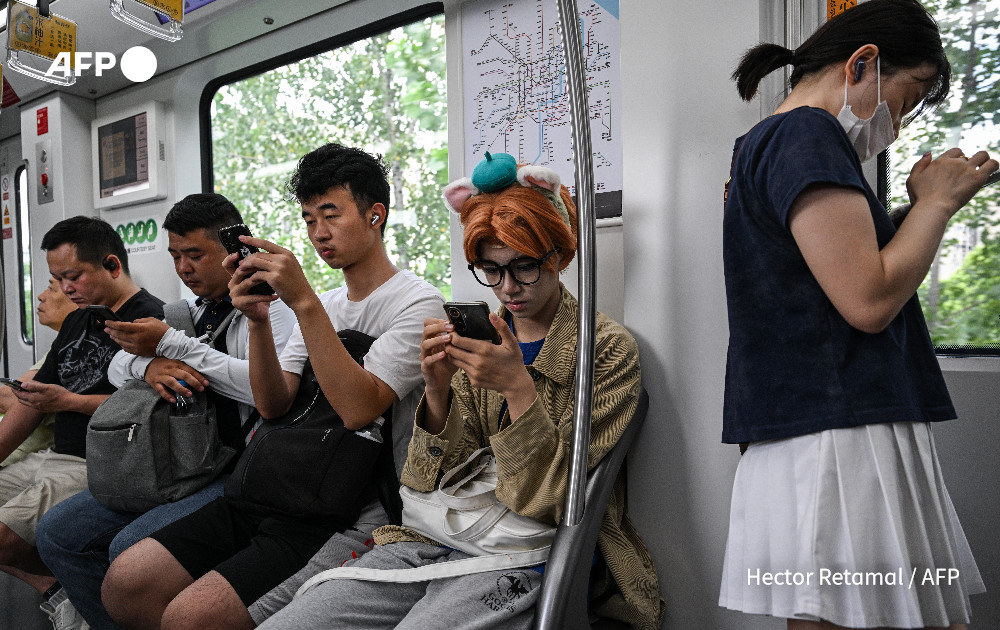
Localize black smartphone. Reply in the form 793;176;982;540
0;377;25;392
85;305;123;325
444;301;501;345
218;224;276;296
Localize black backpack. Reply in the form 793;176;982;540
224;329;399;525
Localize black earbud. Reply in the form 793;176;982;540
371;214;380;226
102;257;118;272
854;59;866;83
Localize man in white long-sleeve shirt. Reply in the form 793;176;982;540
35;194;295;630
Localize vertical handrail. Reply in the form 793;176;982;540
534;3;596;626
0;244;6;377
784;0;801;91
556;0;596;528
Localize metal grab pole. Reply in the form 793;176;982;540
0;255;5;377
533;3;595;627
556;0;596;529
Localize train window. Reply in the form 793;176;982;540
210;15;450;298
887;0;1000;354
14;164;32;345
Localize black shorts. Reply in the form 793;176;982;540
149;497;340;606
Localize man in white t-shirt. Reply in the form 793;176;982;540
103;144;445;630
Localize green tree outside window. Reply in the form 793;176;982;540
890;0;999;350
211;17;451;298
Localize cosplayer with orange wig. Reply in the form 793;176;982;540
257;153;664;630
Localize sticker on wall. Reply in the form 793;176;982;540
115;218;160;254
828;0;857;20
2;206;11;238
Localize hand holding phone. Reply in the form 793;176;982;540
444;302;501;345
86;305;123;325
218;224;276;296
0;377;25;392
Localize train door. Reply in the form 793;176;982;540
0;138;35;378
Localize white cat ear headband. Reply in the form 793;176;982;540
442;152;571;228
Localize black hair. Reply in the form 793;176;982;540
163;193;244;244
733;0;950;120
41;215;130;274
285;143;391;236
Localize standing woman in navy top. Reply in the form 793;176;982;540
719;1;997;629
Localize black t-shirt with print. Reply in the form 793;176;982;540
34;288;165;458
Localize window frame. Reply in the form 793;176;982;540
764;0;1000;356
197;3;444;193
878;2;1000;357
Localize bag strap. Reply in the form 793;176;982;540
441;502;511;541
240;409;261;445
202;308;240;347
163;300;197;337
437;449;497;511
294;547;550;597
162;299;240;348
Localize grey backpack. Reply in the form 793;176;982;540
86;300;240;512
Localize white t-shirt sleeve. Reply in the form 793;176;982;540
267;299;297;356
362;290;444;400
277;287;344;376
276;276;444;399
277;322;308;376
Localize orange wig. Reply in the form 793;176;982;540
460;183;578;273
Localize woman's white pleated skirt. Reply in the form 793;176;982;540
719;421;984;628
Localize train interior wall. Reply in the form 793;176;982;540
618;1;998;628
0;1;995;628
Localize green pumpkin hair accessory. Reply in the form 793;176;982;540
442;154;571;230
470;152;518;193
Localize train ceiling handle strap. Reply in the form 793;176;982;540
109;0;183;42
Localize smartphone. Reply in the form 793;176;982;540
444;302;501;345
0;377;25;392
85;305;123;325
218;224;275;296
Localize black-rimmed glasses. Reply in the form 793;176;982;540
468;248;560;287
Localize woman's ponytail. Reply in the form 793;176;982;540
732;43;796;101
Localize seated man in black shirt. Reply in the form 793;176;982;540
0;216;165;608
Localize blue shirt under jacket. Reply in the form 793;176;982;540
722;107;955;444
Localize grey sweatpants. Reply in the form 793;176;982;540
255;541;540;630
248;499;389;625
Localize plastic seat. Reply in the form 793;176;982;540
533;388;649;630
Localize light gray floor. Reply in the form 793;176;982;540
0;572;51;630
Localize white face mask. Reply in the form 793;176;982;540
836;57;896;163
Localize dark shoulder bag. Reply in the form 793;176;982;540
87;300;240;512
224;329;396;526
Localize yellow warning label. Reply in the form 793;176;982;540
133;0;184;23
8;1;77;63
3;207;9;226
828;0;858;21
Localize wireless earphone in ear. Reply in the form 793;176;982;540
102;257;118;272
854;59;866;83
371;214;380;226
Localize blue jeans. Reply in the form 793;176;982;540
35;478;227;630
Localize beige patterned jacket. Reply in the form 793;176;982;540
374;285;664;629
